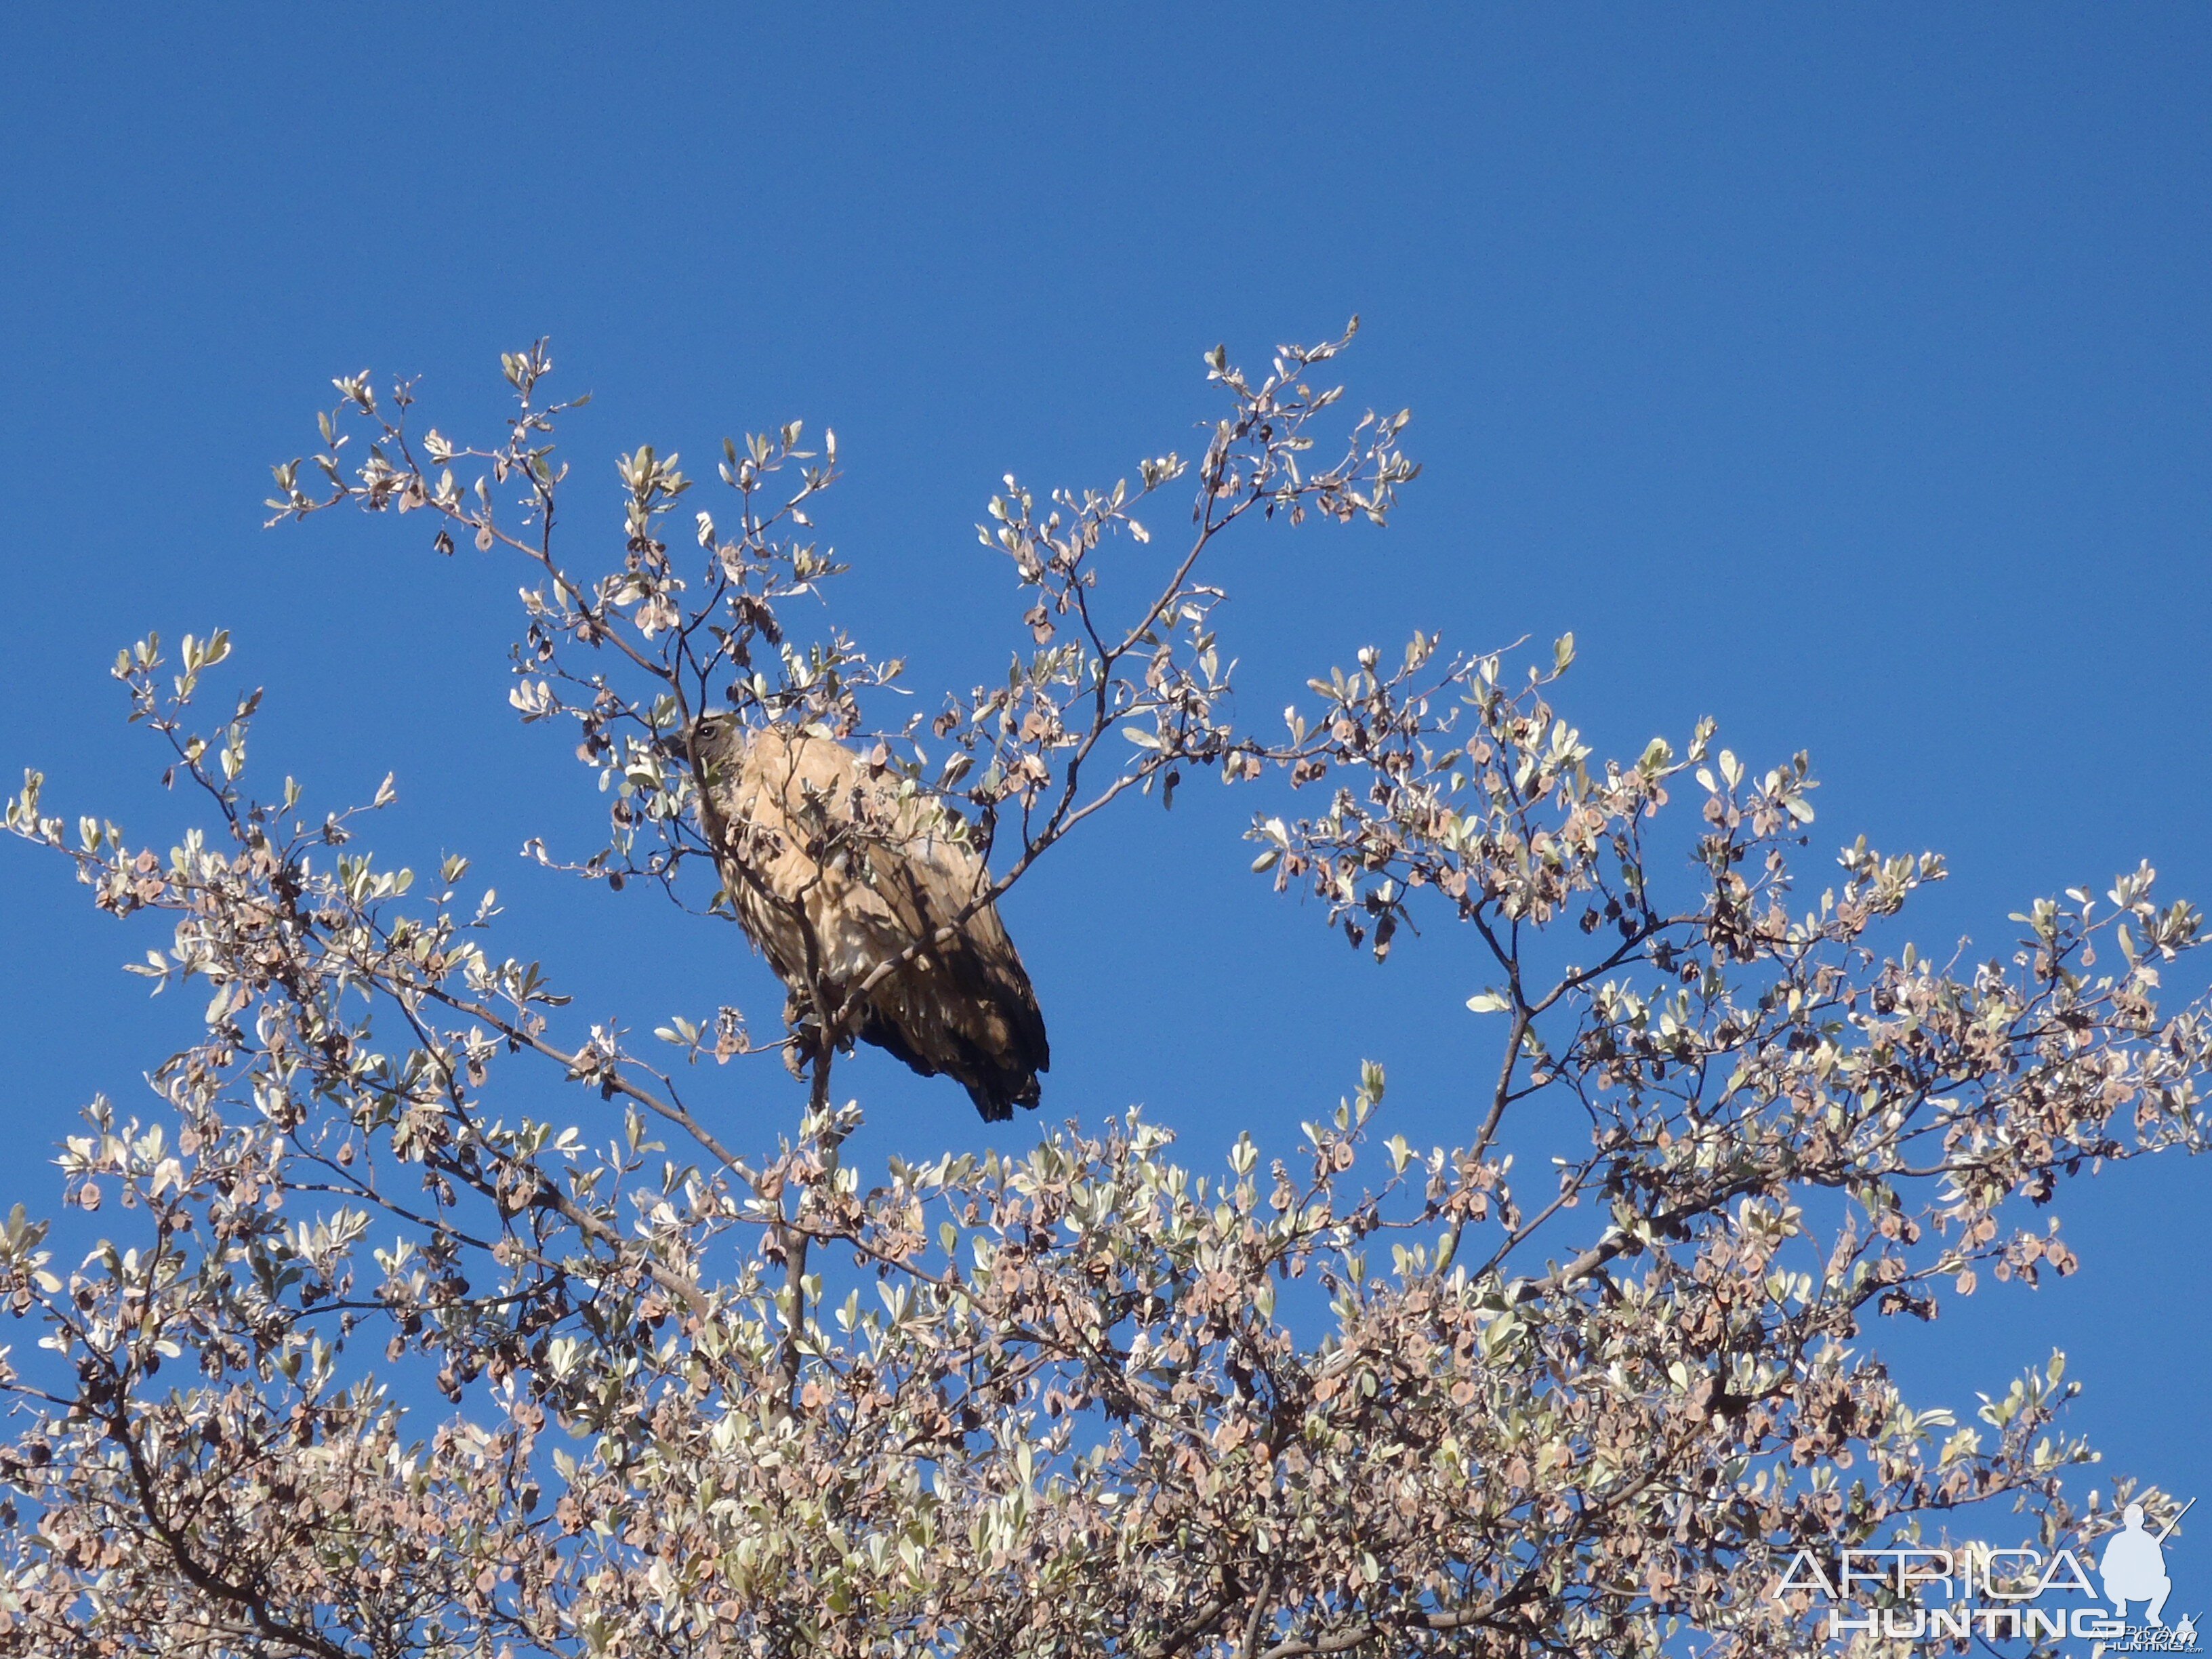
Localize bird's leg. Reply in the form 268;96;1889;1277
781;988;815;1081
785;985;857;1071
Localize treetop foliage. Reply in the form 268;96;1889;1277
0;325;2200;1658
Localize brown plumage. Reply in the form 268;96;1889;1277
690;716;1048;1120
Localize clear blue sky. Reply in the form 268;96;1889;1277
3;7;2209;1531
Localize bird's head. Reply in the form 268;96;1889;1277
676;710;747;769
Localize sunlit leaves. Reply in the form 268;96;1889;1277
0;327;2200;1659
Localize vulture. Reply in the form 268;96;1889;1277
688;714;1049;1120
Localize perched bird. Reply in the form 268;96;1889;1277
688;714;1048;1120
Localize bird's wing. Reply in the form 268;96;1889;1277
878;815;1050;1073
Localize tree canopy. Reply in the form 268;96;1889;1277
0;327;2200;1658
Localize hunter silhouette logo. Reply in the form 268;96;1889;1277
2104;1502;2186;1626
2096;1500;2198;1656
